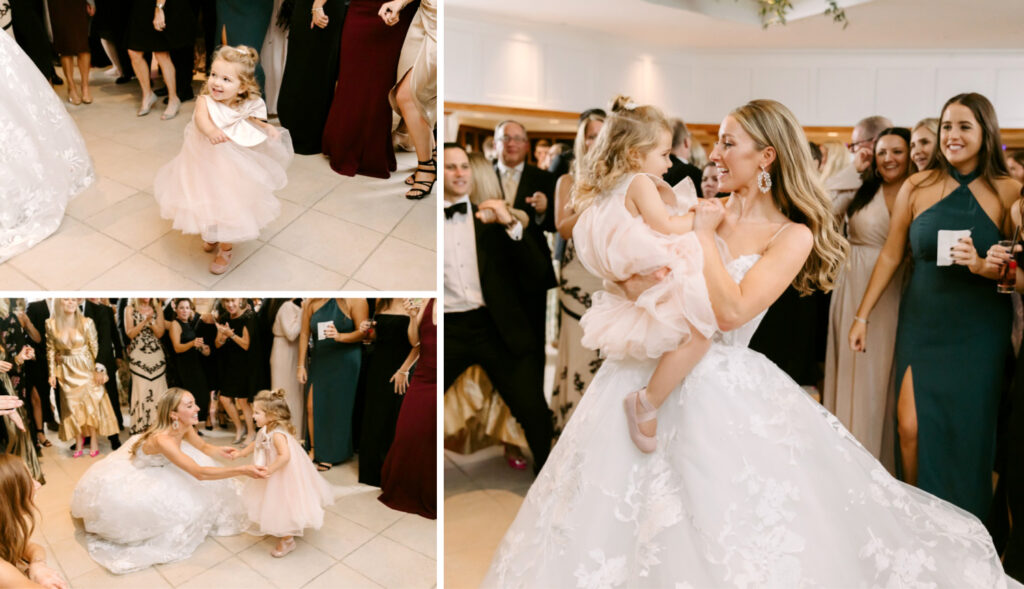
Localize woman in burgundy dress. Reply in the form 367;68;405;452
378;298;435;519
320;0;417;179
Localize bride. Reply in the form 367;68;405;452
0;28;93;263
71;387;267;574
483;99;1018;587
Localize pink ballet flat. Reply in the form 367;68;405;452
623;387;658;453
271;538;296;558
72;449;84;458
89;450;100;458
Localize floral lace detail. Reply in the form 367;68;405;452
0;32;93;262
481;250;1015;589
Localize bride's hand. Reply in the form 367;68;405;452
849;320;867;353
614;267;669;301
242;464;269;478
217;446;238;460
693;198;726;235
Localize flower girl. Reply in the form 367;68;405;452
153;44;293;274
233;389;334;557
573;96;719;453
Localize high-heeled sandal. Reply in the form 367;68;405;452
404;156;436;186
405;160;436;200
623;387;658;453
209;246;233;275
137;92;158;116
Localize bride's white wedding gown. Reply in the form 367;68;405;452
71;436;249;574
483;253;1018;588
0;30;93;263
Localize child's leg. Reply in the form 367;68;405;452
634;330;711;438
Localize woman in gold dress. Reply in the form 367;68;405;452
46;299;119;458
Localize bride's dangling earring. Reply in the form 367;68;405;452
172;418;180;431
757;165;772;194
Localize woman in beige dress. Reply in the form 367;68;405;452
381;0;437;199
824;127;911;462
46;298;119;457
268;298;304;436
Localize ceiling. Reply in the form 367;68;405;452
445;0;1024;50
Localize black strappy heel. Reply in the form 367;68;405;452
405;157;436;200
405;153;437;186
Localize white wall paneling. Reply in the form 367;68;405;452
446;14;1024;128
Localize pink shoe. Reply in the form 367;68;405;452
623;387;658;453
271;538;296;558
89;450;100;458
72;449;84;458
506;455;527;470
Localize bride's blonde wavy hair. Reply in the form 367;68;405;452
572;95;671;211
129;387;192;456
730;100;847;294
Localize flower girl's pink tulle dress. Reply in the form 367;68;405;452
154;95;293;244
572;173;717;360
242;426;335;537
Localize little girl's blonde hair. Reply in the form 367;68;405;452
254;389;295;436
572;95;671;211
203;45;262;105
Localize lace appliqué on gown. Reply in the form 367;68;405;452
70;436;249;574
483;254;1018;589
0;32;93;263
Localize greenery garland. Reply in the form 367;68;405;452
754;0;849;29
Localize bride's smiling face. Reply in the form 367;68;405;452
710;116;772;194
173;393;200;427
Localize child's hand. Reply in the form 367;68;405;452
247;465;270;478
208;130;230;145
217;446;238;460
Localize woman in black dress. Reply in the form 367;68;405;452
215;298;255;444
276;0;348;154
125;0;194;119
358;298;419;486
168;299;210;426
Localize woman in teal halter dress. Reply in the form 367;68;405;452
298;299;368;468
853;93;1021;520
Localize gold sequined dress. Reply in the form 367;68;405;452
46;317;119;441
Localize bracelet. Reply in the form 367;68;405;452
156;2;164;8
311;6;324;14
397;371;409;376
853;316;868;324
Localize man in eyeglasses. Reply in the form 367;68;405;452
827;115;894;210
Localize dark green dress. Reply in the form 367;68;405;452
308;299;361;464
894;168;1011;519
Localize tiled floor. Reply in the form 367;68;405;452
31;425;437;589
0;68;437;290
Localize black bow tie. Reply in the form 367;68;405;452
445;202;468;219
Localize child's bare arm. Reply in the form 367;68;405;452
626;174;694;234
265;432;291;475
248;116;280;140
194;97;229;144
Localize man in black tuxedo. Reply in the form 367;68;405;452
663;118;704;192
444;143;554;472
85;299;124;450
24;299;58;433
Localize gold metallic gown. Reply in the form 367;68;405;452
46;317;118;441
444;365;528;454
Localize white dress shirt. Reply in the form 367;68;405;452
444;195;523;313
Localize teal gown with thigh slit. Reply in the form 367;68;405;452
893;167;1011;520
308;299;362;464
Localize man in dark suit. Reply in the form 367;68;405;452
663;118;704;192
24;299;57;433
85;299;124;450
444;143;554;473
492;120;558;398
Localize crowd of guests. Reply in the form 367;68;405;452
3;0;436;198
0;298;436;496
443;91;1024;580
